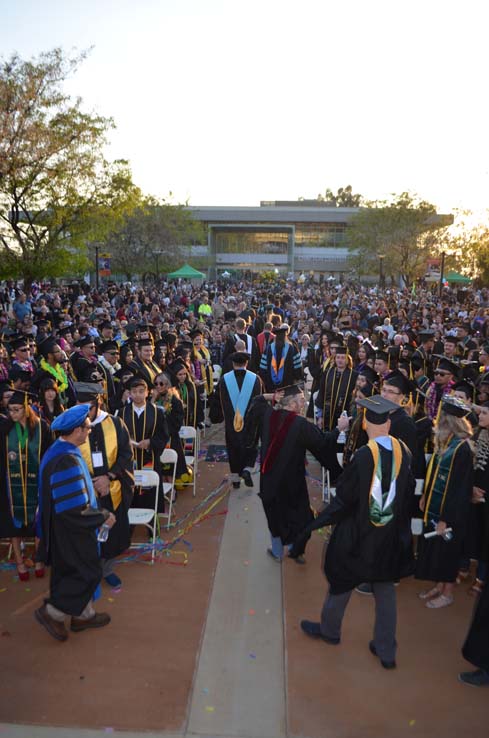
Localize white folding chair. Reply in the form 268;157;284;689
128;469;160;564
179;425;199;497
411;478;425;535
213;364;222;389
159;448;178;529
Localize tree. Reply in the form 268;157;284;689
102;196;206;281
322;185;363;207
347;192;452;286
437;209;489;285
0;48;140;289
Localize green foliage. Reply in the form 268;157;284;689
437;209;489;285
101;196;206;280
0;48;140;287
347;192;451;285
322;185;363;207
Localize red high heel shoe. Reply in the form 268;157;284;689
17;567;30;582
35;566;45;579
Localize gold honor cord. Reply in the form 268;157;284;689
329;369;354;431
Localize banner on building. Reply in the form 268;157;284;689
98;253;111;277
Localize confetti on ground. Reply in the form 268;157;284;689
249;653;256;659
243;506;248;511
0;588;7;592
107;597;115;603
248;609;255;615
205;706;215;713
265;609;270;614
409;720;416;727
243;560;249;566
202;687;209;694
1;631;11;637
25;587;31;592
112;587;122;594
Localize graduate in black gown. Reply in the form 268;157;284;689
244;384;348;561
36;405;115;642
152;371;187;480
293;395;415;669
119;377;169;512
416;395;474;609
259;324;303;393
213;351;262;488
315;347;357;431
76;382;134;588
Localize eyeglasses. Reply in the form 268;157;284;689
434;370;450;376
106;351;119;355
17;347;29;352
382;387;401;396
155;381;167;386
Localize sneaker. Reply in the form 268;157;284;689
240;469;253;487
300;620;340;645
104;573;121;588
355;583;373;595
34;604;68;642
267;547;282;563
71;612;111;632
369;641;396;669
458;669;489;687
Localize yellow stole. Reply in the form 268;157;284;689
80;416;122;511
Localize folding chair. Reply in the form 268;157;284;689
159;448;178;529
179;425;199;497
411;478;425;535
128;469;160;564
213;364;222;390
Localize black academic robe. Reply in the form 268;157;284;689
389;407;417;461
462;569;489;671
291;440;415;594
217;369;262;474
39;445;107;615
315;367;358;431
155;392;187;477
98;362;118;414
119;402;169;510
259;340;303;393
174;379;204;429
415;439;473;583
222;332;260;373
70;354;105;383
244;396;340;553
0;417;52;538
79;413;134;559
128;356;161;387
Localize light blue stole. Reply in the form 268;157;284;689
224;370;256;432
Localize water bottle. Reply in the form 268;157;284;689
337;410;348;444
97;523;110;542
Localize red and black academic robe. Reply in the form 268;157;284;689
79;413;134;559
291;441;415;593
315;366;358;431
38;441;107;616
244;396;340;554
217;369;262;474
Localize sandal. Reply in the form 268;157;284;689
418;586;442;600
468;579;484;596
17;564;29;582
426;594;454;609
456;569;470;584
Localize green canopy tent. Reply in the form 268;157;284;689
444;271;471;284
167;264;205;280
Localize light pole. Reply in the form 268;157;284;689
95;244;100;291
154;250;163;282
378;253;386;289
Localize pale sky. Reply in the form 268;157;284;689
1;0;488;214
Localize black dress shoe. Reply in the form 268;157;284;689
369;641;396;669
300;620;340;645
241;469;253;487
289;552;306;565
232;481;241;489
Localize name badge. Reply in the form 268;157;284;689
92;452;104;468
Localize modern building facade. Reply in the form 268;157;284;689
187;201;356;278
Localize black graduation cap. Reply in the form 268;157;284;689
359;366;379;385
383;370;412;396
37;336;60;357
74;335;95;348
58;325;73;337
417;330;435;342
480;343;489;354
189;328;204;339
99;340;119;354
230;351;250;365
8;366;32;381
461;361;480;382
274;323;290;333
281;382;305;397
410;356;425;372
9;335;30;351
128;375;148;389
169;358;188;375
356;395;399;424
443;334;459;345
401;344;415;356
434;356;460;377
329;333;345;347
99;320;113;330
126;324;139;335
161;332;177;346
374;349;389;363
440;395;472;419
0;381;13;399
74;382;104;402
138;337;154;348
335;345;348;355
478;372;489;387
7;389;38;406
453;380;474;400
